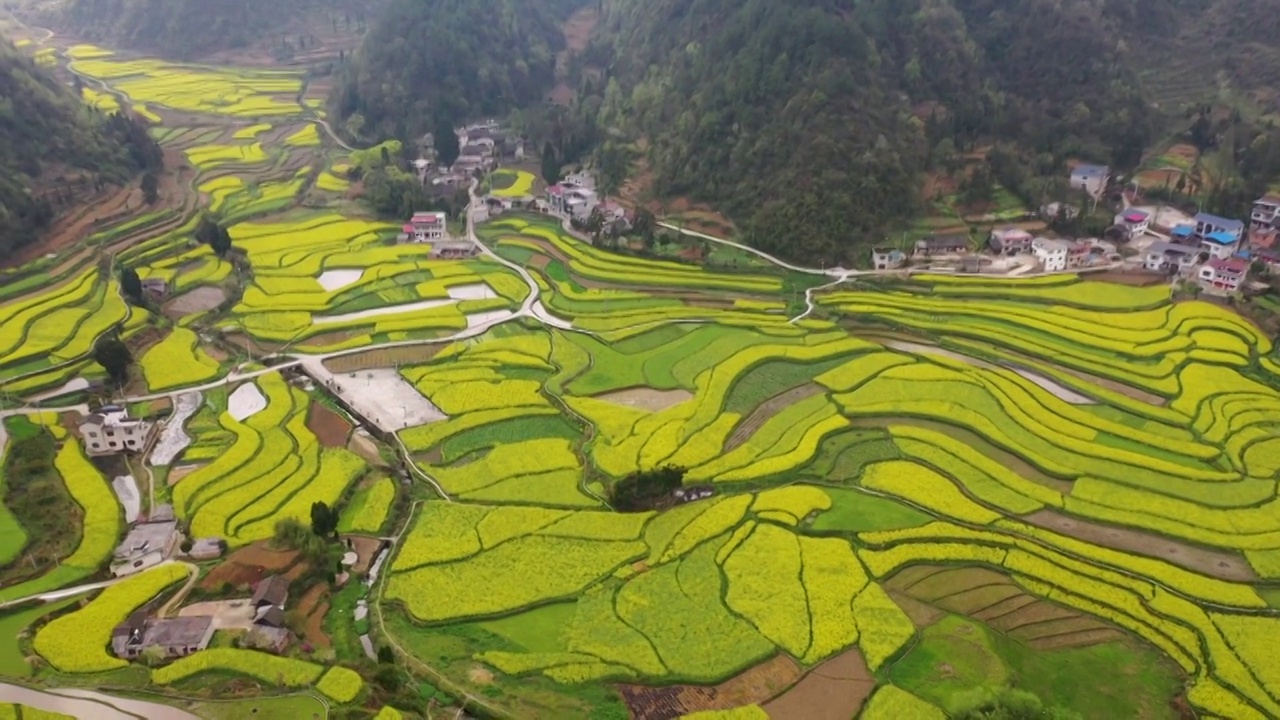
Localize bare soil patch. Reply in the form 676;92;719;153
1029;628;1127;651
178;599;256;630
167;464;203;486
725;384;825;452
468;666;495;684
164;287;227;318
619;654;802;719
763;648;876;720
893;564;1120;650
1089;271;1168;287
347;431;389;467
199;542;300;591
595;387;692;412
1024;509;1256;582
294;583;331;649
341;535;387;574
323;344;445;374
307;402;352;448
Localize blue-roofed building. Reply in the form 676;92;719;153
1171;225;1195;243
1194;212;1245;242
1201;230;1242;260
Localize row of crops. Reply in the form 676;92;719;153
172;373;366;545
373;270;1280;718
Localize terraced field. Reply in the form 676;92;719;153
4;34;1280;720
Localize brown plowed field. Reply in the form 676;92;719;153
619;654;801;719
307;402;352;448
763;648;876;720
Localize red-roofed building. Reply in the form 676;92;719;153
1198;256;1249;294
406;211;447;243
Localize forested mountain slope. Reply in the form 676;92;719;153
583;0;1153;263
55;0;374;59
0;38;159;263
330;0;586;141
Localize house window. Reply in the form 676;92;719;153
109;441;119;449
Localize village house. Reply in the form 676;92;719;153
248;575;293;652
112;615;215;660
1193;212;1245;244
1032;238;1069;272
871;247;906;270
1069;164;1110;200
1114;209;1151;239
79;406;156;457
547;184;599;221
402;211;448;243
1199;257;1250;294
1201;231;1242;261
1066;240;1092;269
1253;194;1280;230
913;235;970;258
140;278;169;302
111;519;182;577
428;240;479;260
1144;241;1200;274
988;228;1033;256
1170;225;1196;245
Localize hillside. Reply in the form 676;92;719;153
54;0;376;60
577;0;1158;263
330;0;586;141
0;37;160;264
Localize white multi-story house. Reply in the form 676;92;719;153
403;211;447;243
1144;241;1199;274
1032;237;1069;272
1252;194;1280;230
1193;212;1244;243
80;406;155;456
1198;257;1249;294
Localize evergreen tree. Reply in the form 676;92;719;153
434;116;460;169
119;266;143;303
92;336;132;387
541;141;561;185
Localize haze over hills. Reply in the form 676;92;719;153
0;37;159;262
53;0;378;59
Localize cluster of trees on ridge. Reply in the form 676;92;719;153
0;38;161;267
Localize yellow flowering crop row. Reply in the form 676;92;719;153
316;171;350;192
315;667;364;703
56;443;123;569
888;424;1062;507
851;583;916;670
400;406;559;452
860;686;946;720
152;648;323;686
284;124;321;147
751;485;832;520
184;142;269;170
798;536;866;663
722;523;810;657
433;438;578;495
861;460;1001;526
387;536;646;622
337;476;397;533
477;506;573;548
661;495;752;562
231;448;366;544
393;502;490;570
139;327;221;391
33;564;188;672
813;351;915;392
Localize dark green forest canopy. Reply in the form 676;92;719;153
0;38;160;264
331;0;586;141
583;0;1156;264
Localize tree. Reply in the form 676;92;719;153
611;467;686;512
434;116;460;169
953;688;1082;720
633;207;656;240
120;266;143;304
960;163;996;207
92;336;132;387
541;141;561;185
196;216;233;257
377;645;396;664
310;501;337;537
140;171;159;204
